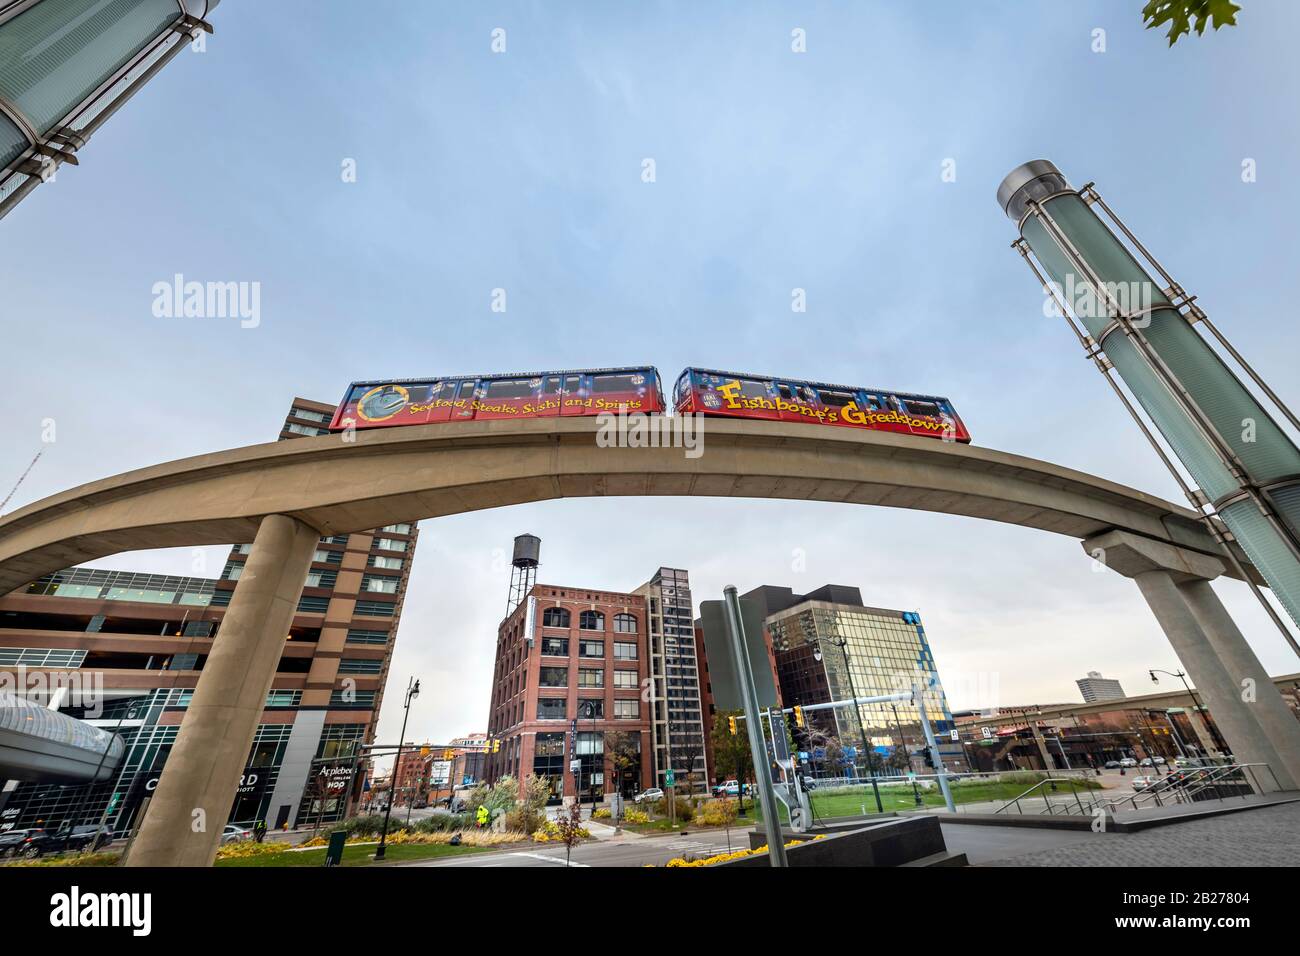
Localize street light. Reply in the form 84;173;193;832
375;676;419;862
1150;668;1229;757
811;640;884;814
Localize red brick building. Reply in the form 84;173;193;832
486;584;653;802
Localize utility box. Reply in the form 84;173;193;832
324;829;347;867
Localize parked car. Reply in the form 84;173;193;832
1118;757;1138;768
800;775;818;791
12;825;112;858
1139;756;1167;767
712;779;741;797
0;828;39;858
1131;775;1159;791
221;824;252;845
633;787;664;804
1103;760;1121;769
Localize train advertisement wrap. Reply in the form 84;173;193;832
329;368;664;431
674;368;970;443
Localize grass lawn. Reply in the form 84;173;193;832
215;842;493;867
755;778;1102;823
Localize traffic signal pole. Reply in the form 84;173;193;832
913;683;956;813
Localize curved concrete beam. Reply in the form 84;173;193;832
0;418;1246;594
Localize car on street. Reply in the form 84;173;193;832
221;824;253;845
712;779;742;797
1139;756;1167;767
1118;757;1138;768
633;787;664;804
1130;775;1160;791
0;828;39;857
1103;760;1121;769
10;824;113;858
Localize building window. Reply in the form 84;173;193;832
0;647;88;667
223;564;243;581
305;570;337;589
345;629;389;646
338;659;383;674
579;610;604;631
363;575;398;594
578;669;604;688
579;640;604;658
542;607;570;628
298;595;329;613
376;538;407;552
613;670;638;689
291;408;330;424
613;613;637;633
286;422;327;437
538;667;568;688
540;637;569;657
370;555;403;570
613;642;637;660
614;699;639;719
380;523;412;534
354;600;395;617
577;699;605;719
329;690;377;707
537;698;567;720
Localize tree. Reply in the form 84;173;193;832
1142;0;1241;46
672;740;703;797
553;800;586;868
710;710;753;812
604;730;640;823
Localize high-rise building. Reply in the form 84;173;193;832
1076;671;1126;703
486;583;654;802
634;568;709;792
0;397;418;835
0;0;220;221
697;584;966;776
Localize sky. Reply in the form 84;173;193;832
4;1;1300;755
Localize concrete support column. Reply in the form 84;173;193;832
125;514;318;866
1183;706;1223;758
1133;570;1293;792
1178;578;1300;788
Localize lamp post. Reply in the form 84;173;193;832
1150;668;1229;757
811;639;883;814
375;676;419;861
81;697;144;836
579;700;600;817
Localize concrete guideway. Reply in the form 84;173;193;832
1;417;1296;865
0;417;1247;593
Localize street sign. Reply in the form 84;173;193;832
950;729;960;741
981;727;993;739
569;759;581;772
664;769;676;787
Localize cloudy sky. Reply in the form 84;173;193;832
4;1;1300;751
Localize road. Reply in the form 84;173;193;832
409;825;750;868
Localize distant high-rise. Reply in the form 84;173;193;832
0;0;219;221
1076;671;1126;704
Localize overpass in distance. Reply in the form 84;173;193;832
0;417;1297;864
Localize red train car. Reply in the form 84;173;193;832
672;367;971;443
328;367;664;432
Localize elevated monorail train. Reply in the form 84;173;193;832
329;366;970;443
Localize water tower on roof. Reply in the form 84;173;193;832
505;533;541;617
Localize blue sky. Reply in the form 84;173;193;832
4;1;1300;747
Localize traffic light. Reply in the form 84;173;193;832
728;716;737;736
793;705;805;728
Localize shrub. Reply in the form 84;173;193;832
532;820;590;843
413;813;467;834
695;799;737;827
215;840;286;861
503;807;542;833
591;807;611;819
1;850;120;868
623;808;650;825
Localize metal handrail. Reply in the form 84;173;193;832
1102;763;1278;814
993;772;1100;816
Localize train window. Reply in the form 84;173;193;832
777;384;795;400
817;389;855;408
592;373;644;394
904;398;941;417
543;376;562;396
736;379;770;400
863;393;884;410
674;371;690;404
485;378;538;399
